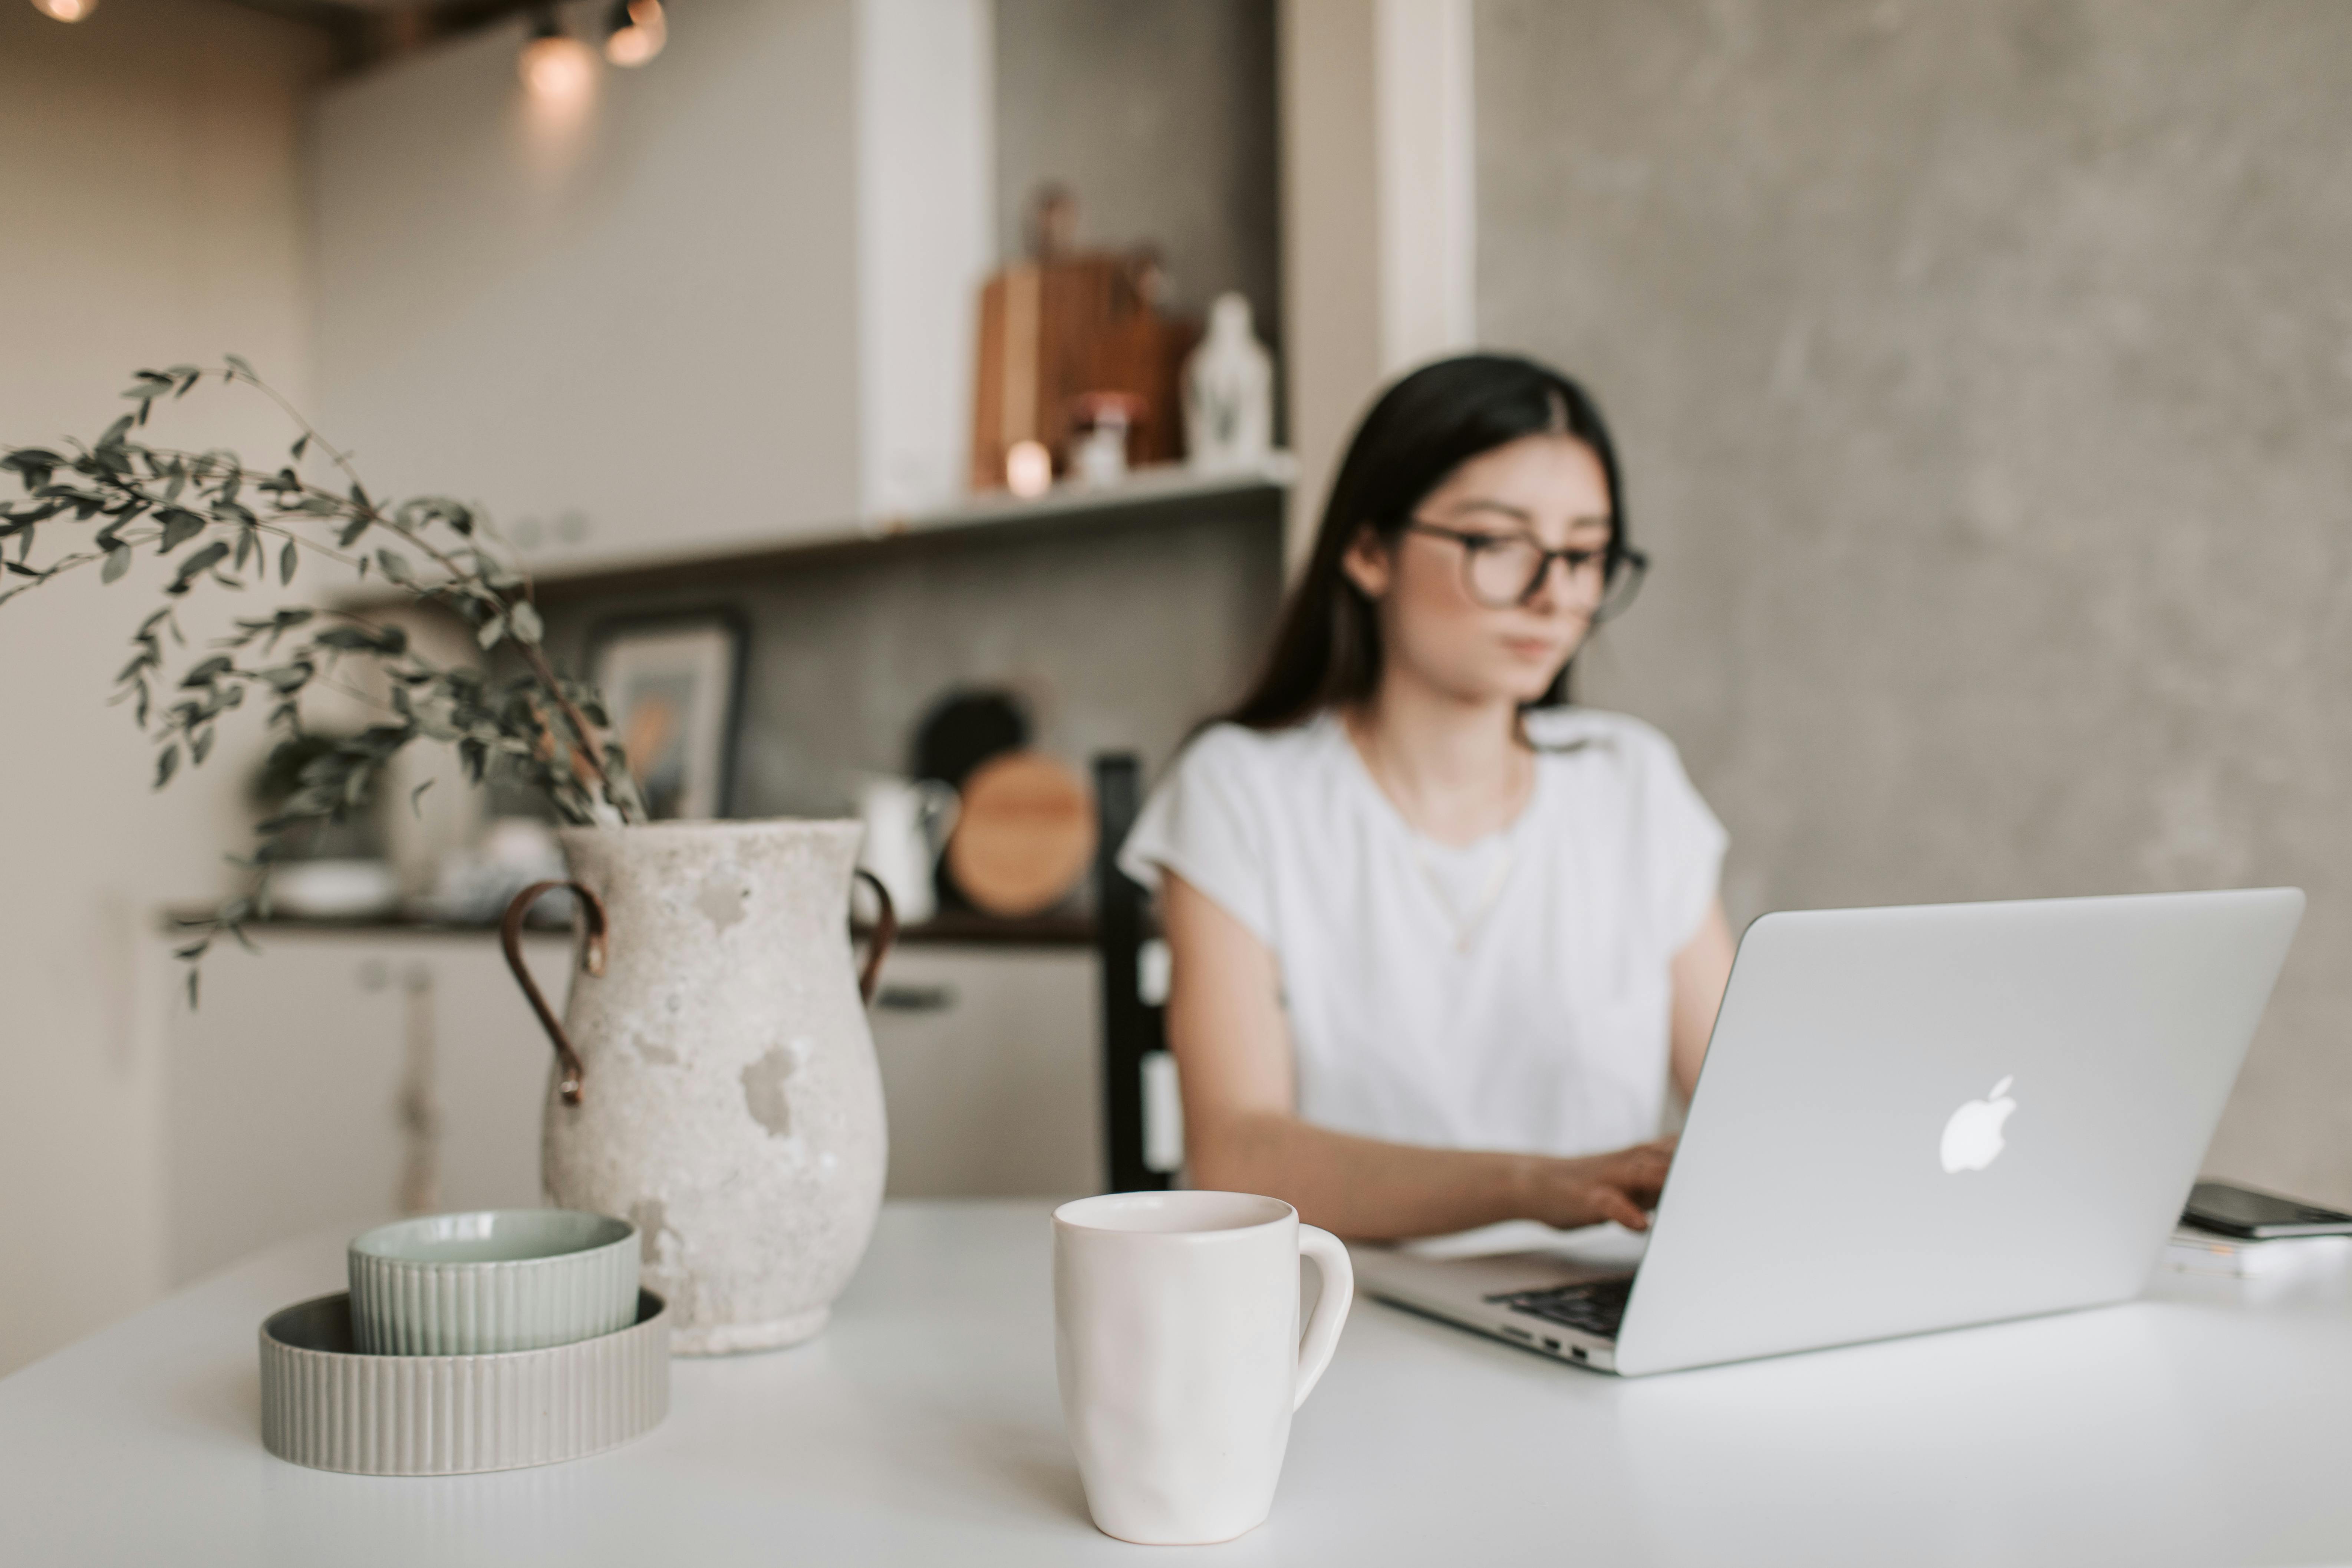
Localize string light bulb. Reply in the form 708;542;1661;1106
604;0;666;67
1005;440;1054;499
30;0;98;20
518;9;597;103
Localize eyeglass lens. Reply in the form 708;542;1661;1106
1463;539;1644;618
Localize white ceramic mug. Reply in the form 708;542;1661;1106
853;775;959;927
1053;1190;1354;1545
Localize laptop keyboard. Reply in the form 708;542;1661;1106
1485;1276;1634;1340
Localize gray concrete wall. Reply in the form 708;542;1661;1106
994;0;1281;353
539;494;1284;829
1477;0;2352;1203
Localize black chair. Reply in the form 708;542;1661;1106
1094;754;1175;1193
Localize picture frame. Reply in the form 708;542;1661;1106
586;609;748;821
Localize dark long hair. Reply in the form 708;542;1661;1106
1226;353;1628;730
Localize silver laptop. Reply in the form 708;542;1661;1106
1354;889;2305;1376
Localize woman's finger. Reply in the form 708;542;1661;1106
1601;1190;1651;1231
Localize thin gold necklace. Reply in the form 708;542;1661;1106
1348;715;1532;953
1407;830;1518;953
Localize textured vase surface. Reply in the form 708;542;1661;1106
541;820;886;1354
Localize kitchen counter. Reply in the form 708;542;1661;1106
166;907;1103;947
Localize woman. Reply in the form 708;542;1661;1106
1119;355;1736;1241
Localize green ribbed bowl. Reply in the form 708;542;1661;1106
348;1209;638;1356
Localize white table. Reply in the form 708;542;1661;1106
6;1200;2351;1566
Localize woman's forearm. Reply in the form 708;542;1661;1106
1187;1111;1557;1241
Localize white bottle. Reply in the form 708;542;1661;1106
1183;292;1274;473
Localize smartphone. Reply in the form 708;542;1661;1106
2183;1180;2352;1239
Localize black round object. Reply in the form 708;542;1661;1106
912;688;1031;791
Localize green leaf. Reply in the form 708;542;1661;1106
154;745;179;788
101;545;132;583
279;539;297;586
290;433;309;461
376;547;412;584
167;540;230;594
191;728;214;765
157;507;206;552
223;354;255;379
507;600;544;645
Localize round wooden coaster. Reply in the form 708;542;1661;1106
945;751;1096;917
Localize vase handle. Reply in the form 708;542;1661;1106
854;869;897;1007
500;879;609;1107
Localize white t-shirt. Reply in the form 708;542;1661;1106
1118;707;1727;1158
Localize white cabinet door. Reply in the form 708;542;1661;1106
163;934;407;1286
868;946;1101;1199
431;931;573;1216
162;929;571;1285
161;930;1094;1280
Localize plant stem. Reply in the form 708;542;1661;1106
203;381;638;820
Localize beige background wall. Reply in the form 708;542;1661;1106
0;0;323;1373
1478;0;2352;1203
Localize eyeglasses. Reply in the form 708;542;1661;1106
1403;520;1649;619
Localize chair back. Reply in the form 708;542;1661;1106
1093;754;1176;1193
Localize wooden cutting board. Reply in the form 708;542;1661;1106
945;751;1096;918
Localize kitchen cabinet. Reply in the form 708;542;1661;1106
869;946;1101;1198
161;929;564;1287
160;929;1100;1286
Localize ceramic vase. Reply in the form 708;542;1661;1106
500;820;895;1355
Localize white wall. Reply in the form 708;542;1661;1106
858;0;992;519
311;0;863;569
312;0;991;569
1279;0;1477;566
0;0;325;1375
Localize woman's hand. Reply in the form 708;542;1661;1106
1525;1137;1677;1231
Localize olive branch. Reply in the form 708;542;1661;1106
0;359;649;1002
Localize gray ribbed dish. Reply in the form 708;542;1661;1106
259;1290;669;1476
349;1209;639;1356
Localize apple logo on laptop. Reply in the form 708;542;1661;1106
1939;1076;2016;1174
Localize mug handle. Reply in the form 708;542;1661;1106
500;880;609;1107
915;778;962;849
1293;1224;1354;1411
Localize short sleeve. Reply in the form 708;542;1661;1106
1635;727;1728;951
1117;726;1275;944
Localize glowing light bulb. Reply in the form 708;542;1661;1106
31;0;98;20
605;0;666;66
1005;440;1054;499
520;28;597;104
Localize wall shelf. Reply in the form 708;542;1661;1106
517;456;1292;604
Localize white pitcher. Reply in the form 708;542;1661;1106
501;820;896;1354
854;774;959;927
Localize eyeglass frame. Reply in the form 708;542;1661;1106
1399;518;1650;618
